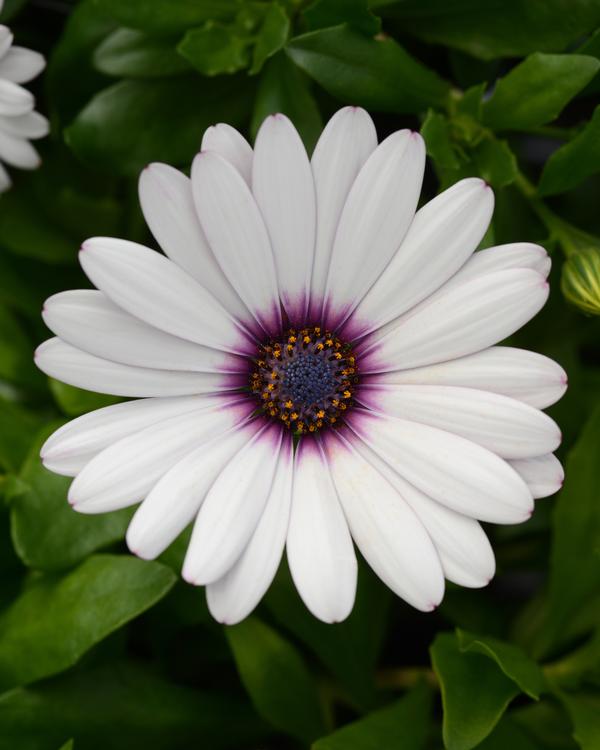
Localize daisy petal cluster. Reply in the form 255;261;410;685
35;107;567;624
0;0;47;191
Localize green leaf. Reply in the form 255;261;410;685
249;3;290;74
457;630;547;699
49;380;122;417
0;662;264;750
471;136;518;189
539;105;600;195
65;74;253;176
178;22;250;76
58;741;73;750
0;0;28;22
421;110;460;170
312;682;432;750
265;562;390;710
91;0;238;33
483;53;600;130
559;692;600;749
430;632;520;750
0;399;44;474
374;0;600;61
46;0;115;127
93;28;192;77
304;0;381;36
251;53;323;153
474;715;540;750
537;405;600;656
286;24;450;113
0;554;175;691
9;425;132;572
225;616;326;743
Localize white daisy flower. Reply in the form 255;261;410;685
35;108;567;624
0;0;48;191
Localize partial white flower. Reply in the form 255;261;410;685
0;6;47;191
36;108;567;624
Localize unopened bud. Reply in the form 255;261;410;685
561;248;600;316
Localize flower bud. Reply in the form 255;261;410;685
561;248;600;316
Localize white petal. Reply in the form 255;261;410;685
43;290;242;373
182;424;283;585
35;338;241;398
0;79;33;116
348;410;533;524
206;436;293;624
342;431;496;588
127;421;260;560
323;130;425;329
286;439;357;623
68;399;253;513
509;454;564;498
366;346;567;409
0;27;14;60
347;178;493;337
40;394;221;476
359;385;561;459
361;269;549;373
0;128;39;169
191;151;281;335
0;110;48;138
252;114;316;324
323;431;444;610
201;123;253;184
0;46;45;83
79;238;250;355
442;243;551;293
309;106;378;321
0;160;11;191
138;163;249;321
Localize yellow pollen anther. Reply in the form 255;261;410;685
303;335;311;344
316;410;325;419
343;390;351;399
285;400;293;409
290;412;298;421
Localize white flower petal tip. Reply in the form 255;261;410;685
200;123;253;184
509;454;564;498
287;440;357;623
0;33;46;185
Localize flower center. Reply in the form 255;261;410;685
250;326;358;434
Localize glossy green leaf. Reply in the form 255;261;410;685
8;425;132;572
49;380;121;417
537;405;600;656
91;0;238;33
251;53;322;152
0;662;264;750
286;24;450;113
374;0;600;61
178;22;249;76
472;135;518;188
249;3;290;74
304;0;381;36
430;632;520;750
559;692;600;749
93;28;191;77
539;105;600;195
65;75;253;176
225;616;326;742
483;53;600;130
420;110;460;170
0;555;175;691
265;562;390;710
312;682;432;750
457;630;547;699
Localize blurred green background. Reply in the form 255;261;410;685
0;1;599;748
